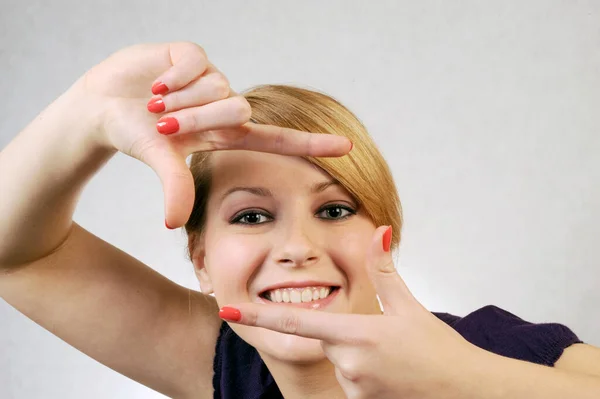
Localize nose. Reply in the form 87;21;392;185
272;219;320;268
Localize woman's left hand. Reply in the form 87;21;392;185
219;226;485;399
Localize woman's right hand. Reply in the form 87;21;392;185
76;42;351;228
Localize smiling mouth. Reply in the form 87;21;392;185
260;286;340;304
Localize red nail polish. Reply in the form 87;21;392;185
147;97;166;113
219;306;242;322
157;117;179;135
152;82;169;95
382;226;392;252
165;220;174;230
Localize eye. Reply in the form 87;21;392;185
316;204;356;220
231;210;273;225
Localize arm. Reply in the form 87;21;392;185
1;42;350;398
555;343;600;378
0;83;221;398
462;345;600;399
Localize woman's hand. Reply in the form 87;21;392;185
218;226;485;399
75;42;351;227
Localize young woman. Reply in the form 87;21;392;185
1;42;599;399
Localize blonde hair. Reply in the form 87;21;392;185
185;85;402;256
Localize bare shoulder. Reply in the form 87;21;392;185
0;223;222;398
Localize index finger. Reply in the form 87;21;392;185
151;42;209;94
219;303;362;343
211;122;353;157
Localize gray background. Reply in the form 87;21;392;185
1;1;599;398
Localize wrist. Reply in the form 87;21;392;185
59;77;116;156
442;346;506;399
454;348;600;399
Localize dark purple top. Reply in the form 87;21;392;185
212;305;582;399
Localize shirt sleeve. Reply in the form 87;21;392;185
434;305;582;366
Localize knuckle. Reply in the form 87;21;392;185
274;127;285;151
184;41;207;59
305;133;314;155
278;314;301;335
179;42;208;71
229;96;252;124
164;91;179;108
338;358;363;382
211;75;230;99
185;112;201;132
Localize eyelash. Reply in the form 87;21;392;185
230;204;357;225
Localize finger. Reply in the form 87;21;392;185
155;96;252;136
203;122;353;157
136;144;194;228
147;67;231;114
151;42;209;95
334;367;362;395
219;304;363;344
367;226;415;315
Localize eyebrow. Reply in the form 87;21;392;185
220;181;340;201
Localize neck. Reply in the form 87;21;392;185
260;352;346;399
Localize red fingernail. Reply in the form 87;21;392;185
382;226;392;252
349;141;354;152
219;307;242;322
152;81;169;95
165;220;174;230
157;117;179;135
147;97;166;113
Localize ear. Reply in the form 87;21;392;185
195;262;214;295
188;233;214;295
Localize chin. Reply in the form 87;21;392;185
233;325;327;364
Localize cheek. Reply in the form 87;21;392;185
332;222;374;275
205;233;266;303
330;221;379;300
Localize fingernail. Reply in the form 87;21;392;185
147;97;166;113
349;141;354;152
157;117;179;135
152;81;169;95
219;306;242;322
382;226;392;252
165;220;174;230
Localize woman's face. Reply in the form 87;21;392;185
198;150;382;363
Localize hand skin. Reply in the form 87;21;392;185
0;42;352;269
0;42;351;398
462;349;600;399
222;226;600;399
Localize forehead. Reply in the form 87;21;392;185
209;150;332;190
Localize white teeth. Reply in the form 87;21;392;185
264;286;334;303
301;289;312;302
290;291;302;303
319;287;328;298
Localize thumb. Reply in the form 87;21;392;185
141;145;195;229
367;226;414;315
